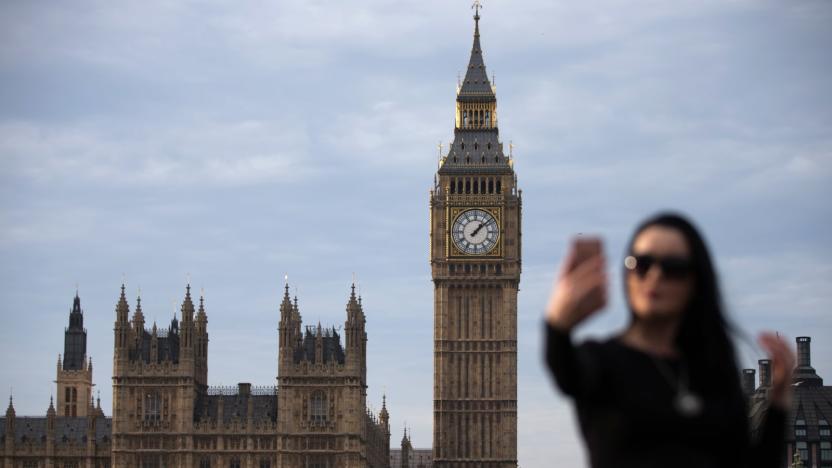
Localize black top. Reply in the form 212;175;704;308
544;323;785;468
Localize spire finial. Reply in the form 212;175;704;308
472;0;482;22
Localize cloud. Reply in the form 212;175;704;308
0;119;315;187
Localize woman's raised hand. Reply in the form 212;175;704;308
758;332;796;410
545;245;608;332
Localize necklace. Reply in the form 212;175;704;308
650;356;704;417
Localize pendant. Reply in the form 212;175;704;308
674;391;703;417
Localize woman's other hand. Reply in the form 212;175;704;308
758;332;796;411
545;244;608;332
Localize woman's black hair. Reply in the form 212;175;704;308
623;212;741;394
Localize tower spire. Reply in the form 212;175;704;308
458;0;493;99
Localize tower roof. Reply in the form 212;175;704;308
439;6;512;175
458;6;495;102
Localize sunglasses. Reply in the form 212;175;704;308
624;254;693;280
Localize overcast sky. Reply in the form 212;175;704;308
1;0;830;466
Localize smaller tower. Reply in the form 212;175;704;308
401;426;413;468
56;292;94;417
344;283;367;384
5;395;15;456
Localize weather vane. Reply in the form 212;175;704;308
472;0;482;16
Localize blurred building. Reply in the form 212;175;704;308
746;336;832;467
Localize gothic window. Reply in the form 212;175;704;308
199;459;211;468
310;390;327;425
496;180;501;194
821;441;832;461
259;459;272;468
485;111;491;127
488;179;494;193
821;419;830;437
229;458;241;468
22;461;39;468
796;441;808;463
463;111;469;127
143;392;161;422
796;419;807;437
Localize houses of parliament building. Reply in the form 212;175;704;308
1;282;391;468
0;5;520;468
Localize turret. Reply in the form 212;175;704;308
46;396;56;432
5;395;15;454
150;322;159;363
195;291;208;385
400;426;412;468
132;293;145;349
181;286;194;354
344;283;367;382
379;394;390;436
58;291;94;417
278;283;296;361
315;322;324;364
63;291;87;370
114;284;130;357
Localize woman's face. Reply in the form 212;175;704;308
626;225;695;322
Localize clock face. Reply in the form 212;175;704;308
452;209;500;255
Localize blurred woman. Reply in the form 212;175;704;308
544;212;793;468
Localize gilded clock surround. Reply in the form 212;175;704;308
447;206;503;258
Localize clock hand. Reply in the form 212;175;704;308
471;222;486;237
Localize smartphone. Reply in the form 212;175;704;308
570;236;603;271
570;236;606;312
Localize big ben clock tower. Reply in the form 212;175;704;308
430;4;520;467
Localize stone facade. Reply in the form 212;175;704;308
2;284;390;468
1;293;111;468
429;8;520;468
389;430;431;468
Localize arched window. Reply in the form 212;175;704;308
144;392;161;422
310;390;327;424
199;459;211;468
